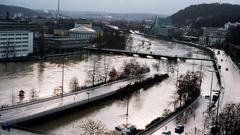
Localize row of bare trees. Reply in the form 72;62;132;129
87;57;149;87
51;57;150;96
87;55;110;86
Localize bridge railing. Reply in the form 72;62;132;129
0;77;136;111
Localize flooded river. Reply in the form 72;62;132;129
0;34;217;134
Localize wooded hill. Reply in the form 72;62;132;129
171;3;240;28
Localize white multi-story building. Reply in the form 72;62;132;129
0;31;33;59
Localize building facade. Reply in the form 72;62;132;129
199;27;228;47
45;37;89;54
74;19;92;28
153;16;175;38
0;31;33;59
69;26;96;41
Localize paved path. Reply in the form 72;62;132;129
0;79;133;125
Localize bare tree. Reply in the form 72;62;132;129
121;59;150;78
18;90;25;101
185;127;206;135
152;60;160;72
203;103;240;135
218;103;240;135
87;56;102;86
108;67;119;81
78;119;121;135
173;71;202;107
162;108;171;117
103;55;110;83
30;88;38;100
53;86;62;96
69;77;80;92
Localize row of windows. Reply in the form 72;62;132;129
0;41;29;44
0;33;28;36
1;53;28;58
0;37;29;40
0;45;28;49
0;49;28;53
70;33;96;39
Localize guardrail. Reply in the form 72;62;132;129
5;75;151;125
0;77;135;111
137;96;202;135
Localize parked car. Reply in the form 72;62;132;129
175;125;184;134
161;130;171;135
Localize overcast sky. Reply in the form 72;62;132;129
1;0;240;14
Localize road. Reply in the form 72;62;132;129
0;79;134;125
150;49;240;135
215;50;240;106
137;96;202;135
0;127;43;135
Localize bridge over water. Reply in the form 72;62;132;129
83;47;214;62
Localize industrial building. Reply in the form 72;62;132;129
0;31;33;59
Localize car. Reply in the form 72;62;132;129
0;121;10;130
161;130;171;135
175;125;184;134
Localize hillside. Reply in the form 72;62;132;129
0;4;49;17
171;3;240;28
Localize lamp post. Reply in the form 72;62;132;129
86;92;90;101
61;58;68;98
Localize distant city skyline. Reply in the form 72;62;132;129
1;0;240;14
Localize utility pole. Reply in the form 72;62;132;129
216;90;221;125
61;58;64;98
126;97;129;128
200;60;203;86
192;60;197;72
208;71;216;112
57;0;60;19
61;58;68;98
12;88;14;105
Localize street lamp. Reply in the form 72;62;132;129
86;92;90;101
61;58;68;98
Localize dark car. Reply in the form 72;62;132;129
0;121;10;130
161;130;171;135
175;125;184;134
